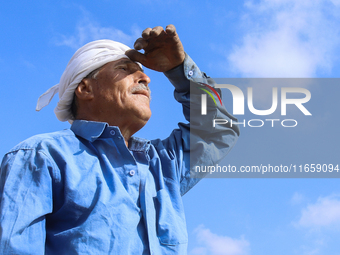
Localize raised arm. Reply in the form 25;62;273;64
128;25;240;195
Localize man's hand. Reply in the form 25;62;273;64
126;24;185;72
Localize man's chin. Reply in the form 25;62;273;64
132;111;151;129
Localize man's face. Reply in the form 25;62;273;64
89;58;151;129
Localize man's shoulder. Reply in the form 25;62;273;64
6;129;75;155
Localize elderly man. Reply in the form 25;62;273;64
0;25;239;254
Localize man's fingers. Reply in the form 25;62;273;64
142;28;152;39
125;49;147;65
134;38;148;50
165;24;176;36
129;24;184;72
149;26;164;38
141;25;176;41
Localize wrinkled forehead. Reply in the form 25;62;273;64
90;58;144;76
109;58;144;71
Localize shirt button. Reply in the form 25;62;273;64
110;130;115;136
129;170;135;176
188;70;194;77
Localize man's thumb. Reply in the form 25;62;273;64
125;50;146;65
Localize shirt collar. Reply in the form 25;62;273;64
71;120;108;142
128;137;151;152
71;120;151;152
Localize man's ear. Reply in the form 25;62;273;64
75;79;94;101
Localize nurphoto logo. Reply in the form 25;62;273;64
199;82;312;128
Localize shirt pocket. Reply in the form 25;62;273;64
154;188;188;245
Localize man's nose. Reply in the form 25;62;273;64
136;71;151;86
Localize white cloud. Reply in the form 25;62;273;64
291;192;306;205
55;12;140;49
190;225;250;255
297;195;340;228
331;0;340;5
301;246;322;255
228;0;340;77
21;59;36;70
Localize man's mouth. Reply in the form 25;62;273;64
131;84;151;99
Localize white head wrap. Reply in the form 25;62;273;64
36;39;133;123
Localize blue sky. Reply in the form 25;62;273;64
1;0;340;254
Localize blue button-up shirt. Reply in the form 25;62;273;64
0;55;239;254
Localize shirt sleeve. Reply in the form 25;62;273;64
0;148;53;255
162;53;240;195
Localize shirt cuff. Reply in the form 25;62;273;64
163;53;204;93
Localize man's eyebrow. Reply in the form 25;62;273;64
115;59;144;72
